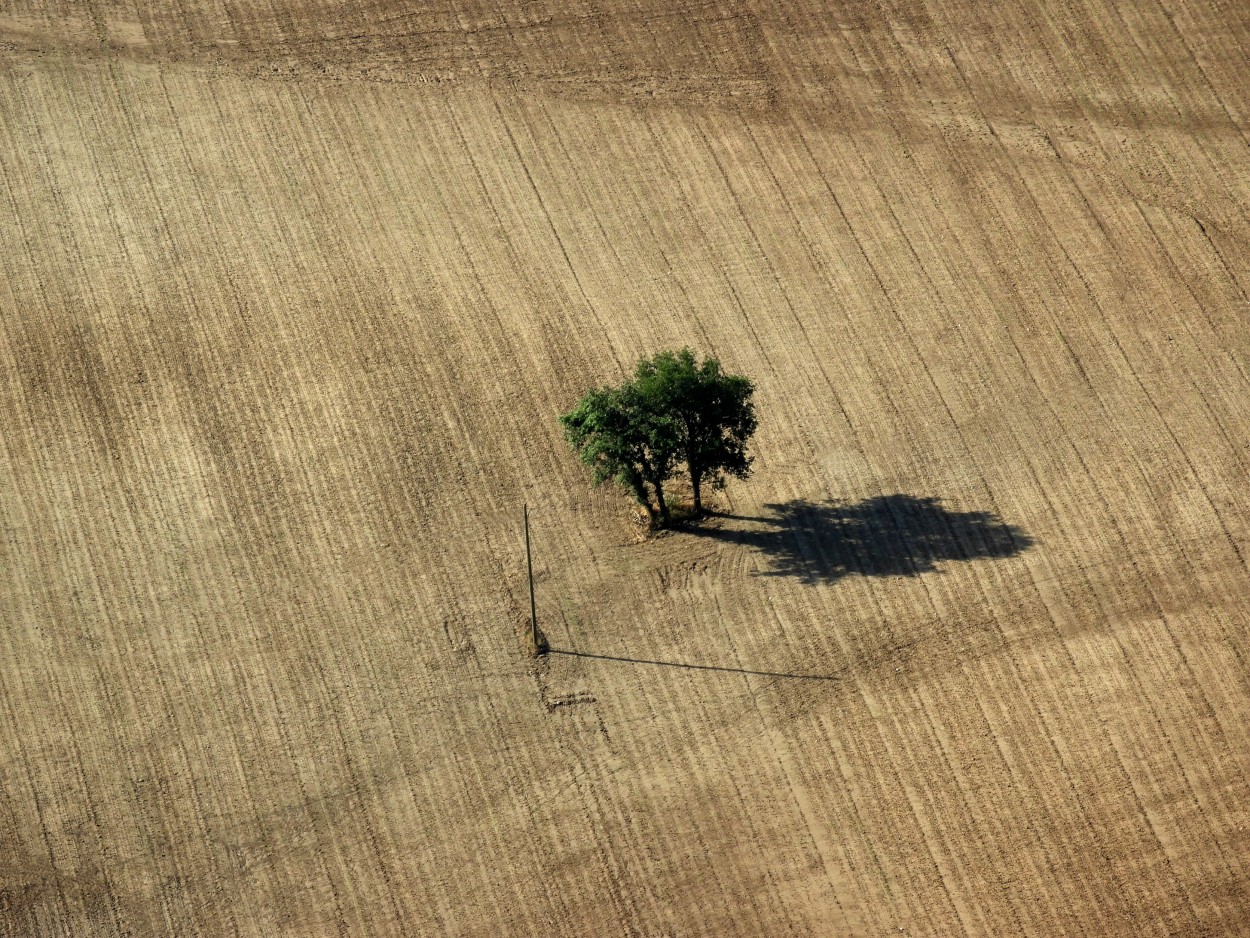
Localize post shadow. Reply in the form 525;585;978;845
545;648;842;681
690;494;1033;584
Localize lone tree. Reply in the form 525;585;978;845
559;382;680;523
561;349;757;523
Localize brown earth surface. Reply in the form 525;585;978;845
3;0;1250;935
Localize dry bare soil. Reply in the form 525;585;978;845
3;1;1250;935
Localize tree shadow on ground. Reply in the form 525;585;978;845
691;495;1033;584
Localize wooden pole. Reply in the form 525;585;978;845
524;504;544;655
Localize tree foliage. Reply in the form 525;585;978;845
559;383;679;522
634;348;757;514
561;349;756;524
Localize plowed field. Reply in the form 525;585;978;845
2;1;1249;935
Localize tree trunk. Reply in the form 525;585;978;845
627;474;655;519
691;472;702;516
654;481;670;524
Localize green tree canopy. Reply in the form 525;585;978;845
559;382;680;522
634;348;757;514
561;349;757;524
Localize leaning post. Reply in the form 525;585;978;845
524;504;547;655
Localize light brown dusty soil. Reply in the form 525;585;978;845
2;1;1249;935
